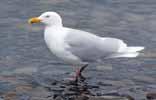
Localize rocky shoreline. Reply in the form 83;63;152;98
0;74;155;100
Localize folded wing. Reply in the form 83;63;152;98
64;28;140;62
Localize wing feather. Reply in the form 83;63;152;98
64;28;123;62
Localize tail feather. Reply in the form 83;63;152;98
126;46;144;52
108;52;139;58
108;46;144;58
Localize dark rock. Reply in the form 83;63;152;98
51;80;59;85
96;93;103;96
97;81;113;86
103;92;120;96
83;84;99;89
60;85;66;88
63;90;80;96
62;80;78;86
76;95;89;100
123;95;135;100
67;86;79;91
47;86;64;92
146;92;156;100
53;94;60;99
54;96;64;100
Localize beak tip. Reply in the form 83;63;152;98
28;19;32;24
28;17;41;24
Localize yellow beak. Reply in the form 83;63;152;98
28;17;41;24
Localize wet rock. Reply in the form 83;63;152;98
75;95;89;100
146;92;156;100
51;80;58;85
87;84;99;89
62;80;79;86
66;85;80;92
60;85;66;88
47;86;64;93
54;96;64;100
63;90;80;96
103;92;120;97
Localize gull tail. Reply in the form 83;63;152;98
126;46;144;53
108;46;145;58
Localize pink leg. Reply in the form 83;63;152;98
75;64;88;81
75;68;80;79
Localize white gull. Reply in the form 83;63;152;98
28;12;144;80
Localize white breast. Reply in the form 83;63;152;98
44;26;82;65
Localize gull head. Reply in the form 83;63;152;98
28;12;62;26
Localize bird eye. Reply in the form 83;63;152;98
45;15;50;18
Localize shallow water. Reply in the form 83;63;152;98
0;0;156;99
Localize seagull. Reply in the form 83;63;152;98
28;12;144;81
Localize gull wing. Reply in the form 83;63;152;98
64;28;124;62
